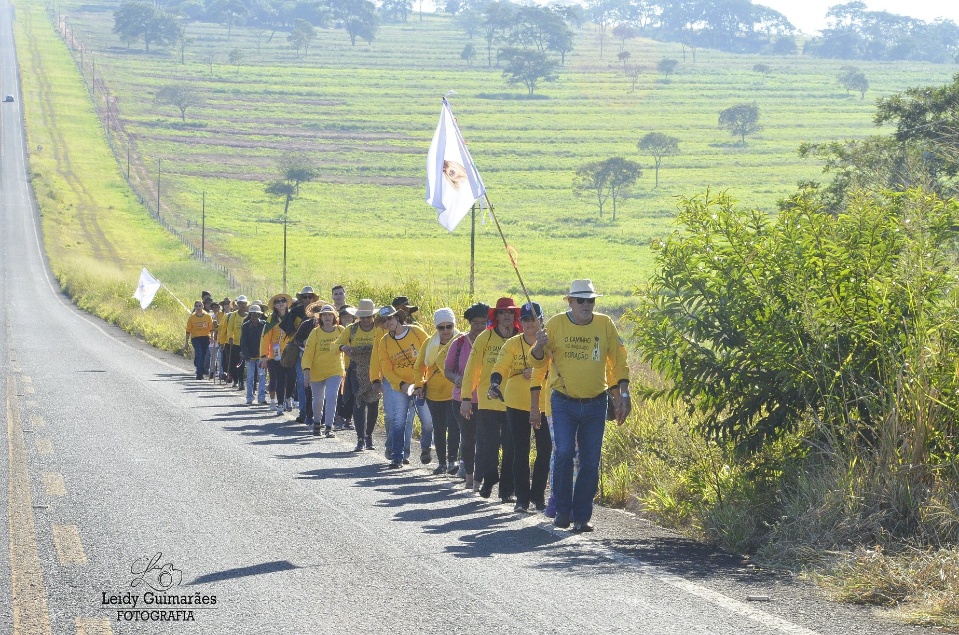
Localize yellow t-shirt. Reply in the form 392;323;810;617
531;312;629;399
491;333;537;411
462;328;512;412
186;312;214;338
302;325;345;381
226;311;246;344
413;333;456;402
377;325;428;389
531;366;552;417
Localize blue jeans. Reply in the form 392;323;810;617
383;381;433;462
310;375;342;429
246;360;266;402
551;393;606;523
191;337;210;378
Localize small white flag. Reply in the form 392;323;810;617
133;267;162;309
426;98;486;231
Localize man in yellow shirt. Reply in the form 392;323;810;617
531;280;631;532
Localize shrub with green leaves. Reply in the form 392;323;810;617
628;188;959;461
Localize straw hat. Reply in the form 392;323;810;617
267;293;294;311
354;299;377;317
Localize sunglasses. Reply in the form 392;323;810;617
574;298;596;305
437;324;454;331
496;309;515;315
275;299;287;305
520;316;537;322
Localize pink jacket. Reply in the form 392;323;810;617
445;333;477;403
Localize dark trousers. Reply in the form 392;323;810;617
426;399;458;465
454;402;477;474
354;400;378;441
225;344;242;383
267;361;293;403
336;366;356;422
475;408;513;500
191;337;210;378
507;407;552;507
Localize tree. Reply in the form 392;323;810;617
573;157;641;220
657;57;678;80
482;1;516;66
155;83;203;122
209;0;249;39
265;154;319;293
228;48;243;76
617;50;630;73
719;103;762;144
626;65;642;92
611;24;637;51
771;36;796;55
331;0;378;45
113;2;180;52
628;188;959;456
177;28;194;64
838;66;869;100
638;132;680;188
380;0;412;22
753;63;771;85
500;47;558;96
461;42;476;65
288;18;316;55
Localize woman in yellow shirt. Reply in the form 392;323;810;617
185;301;214;380
413;308;460;475
461;297;519;500
489;301;552;513
302;305;345;437
260;293;294;415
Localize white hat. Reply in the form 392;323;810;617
566;279;602;298
248;304;263;314
236;295;249;303
433;307;456;327
354;299;377;317
297;286;316;297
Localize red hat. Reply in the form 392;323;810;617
487;297;521;323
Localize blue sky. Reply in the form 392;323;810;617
758;0;959;35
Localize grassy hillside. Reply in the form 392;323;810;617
50;4;958;311
15;0;231;350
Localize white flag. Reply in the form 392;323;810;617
133;268;162;310
426;99;486;231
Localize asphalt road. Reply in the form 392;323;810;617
0;2;943;633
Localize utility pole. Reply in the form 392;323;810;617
469;203;476;298
156;159;161;219
201;191;206;257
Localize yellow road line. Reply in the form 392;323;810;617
52;525;88;565
76;617;113;635
29;413;45;429
35;438;53;455
20;375;32;384
42;473;66;497
24;400;39;409
24;385;35;395
7;380;53;634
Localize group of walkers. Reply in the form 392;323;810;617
185;280;631;533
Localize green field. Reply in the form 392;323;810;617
43;3;959;313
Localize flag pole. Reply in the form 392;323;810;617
161;284;190;313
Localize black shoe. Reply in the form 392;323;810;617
572;522;594;533
196;374;203;380
365;437;375;451
533;500;546;512
500;495;516;504
313;425;322;436
447;463;459;475
295;415;305;424
386;461;402;469
513;502;530;513
402;458;410;465
432;464;448;475
420;448;432;464
553;513;571;529
354;441;365;451
478;483;492;499
324;427;335;438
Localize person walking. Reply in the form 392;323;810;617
215;297;234;381
334;305;357;431
490;301;552;513
302;305;345;437
185;300;214;380
332;285;347;311
261;292;295;416
376;306;431;469
240;304;267;405
530;279;631;532
336;299;381;451
225;296;249;389
445;303;489;489
285;286;318;415
414;308;460;476
461;297;519;502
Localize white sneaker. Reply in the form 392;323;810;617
276;406;284;416
285;398;293;412
269;398;276;408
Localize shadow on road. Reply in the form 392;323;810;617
187;560;301;585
